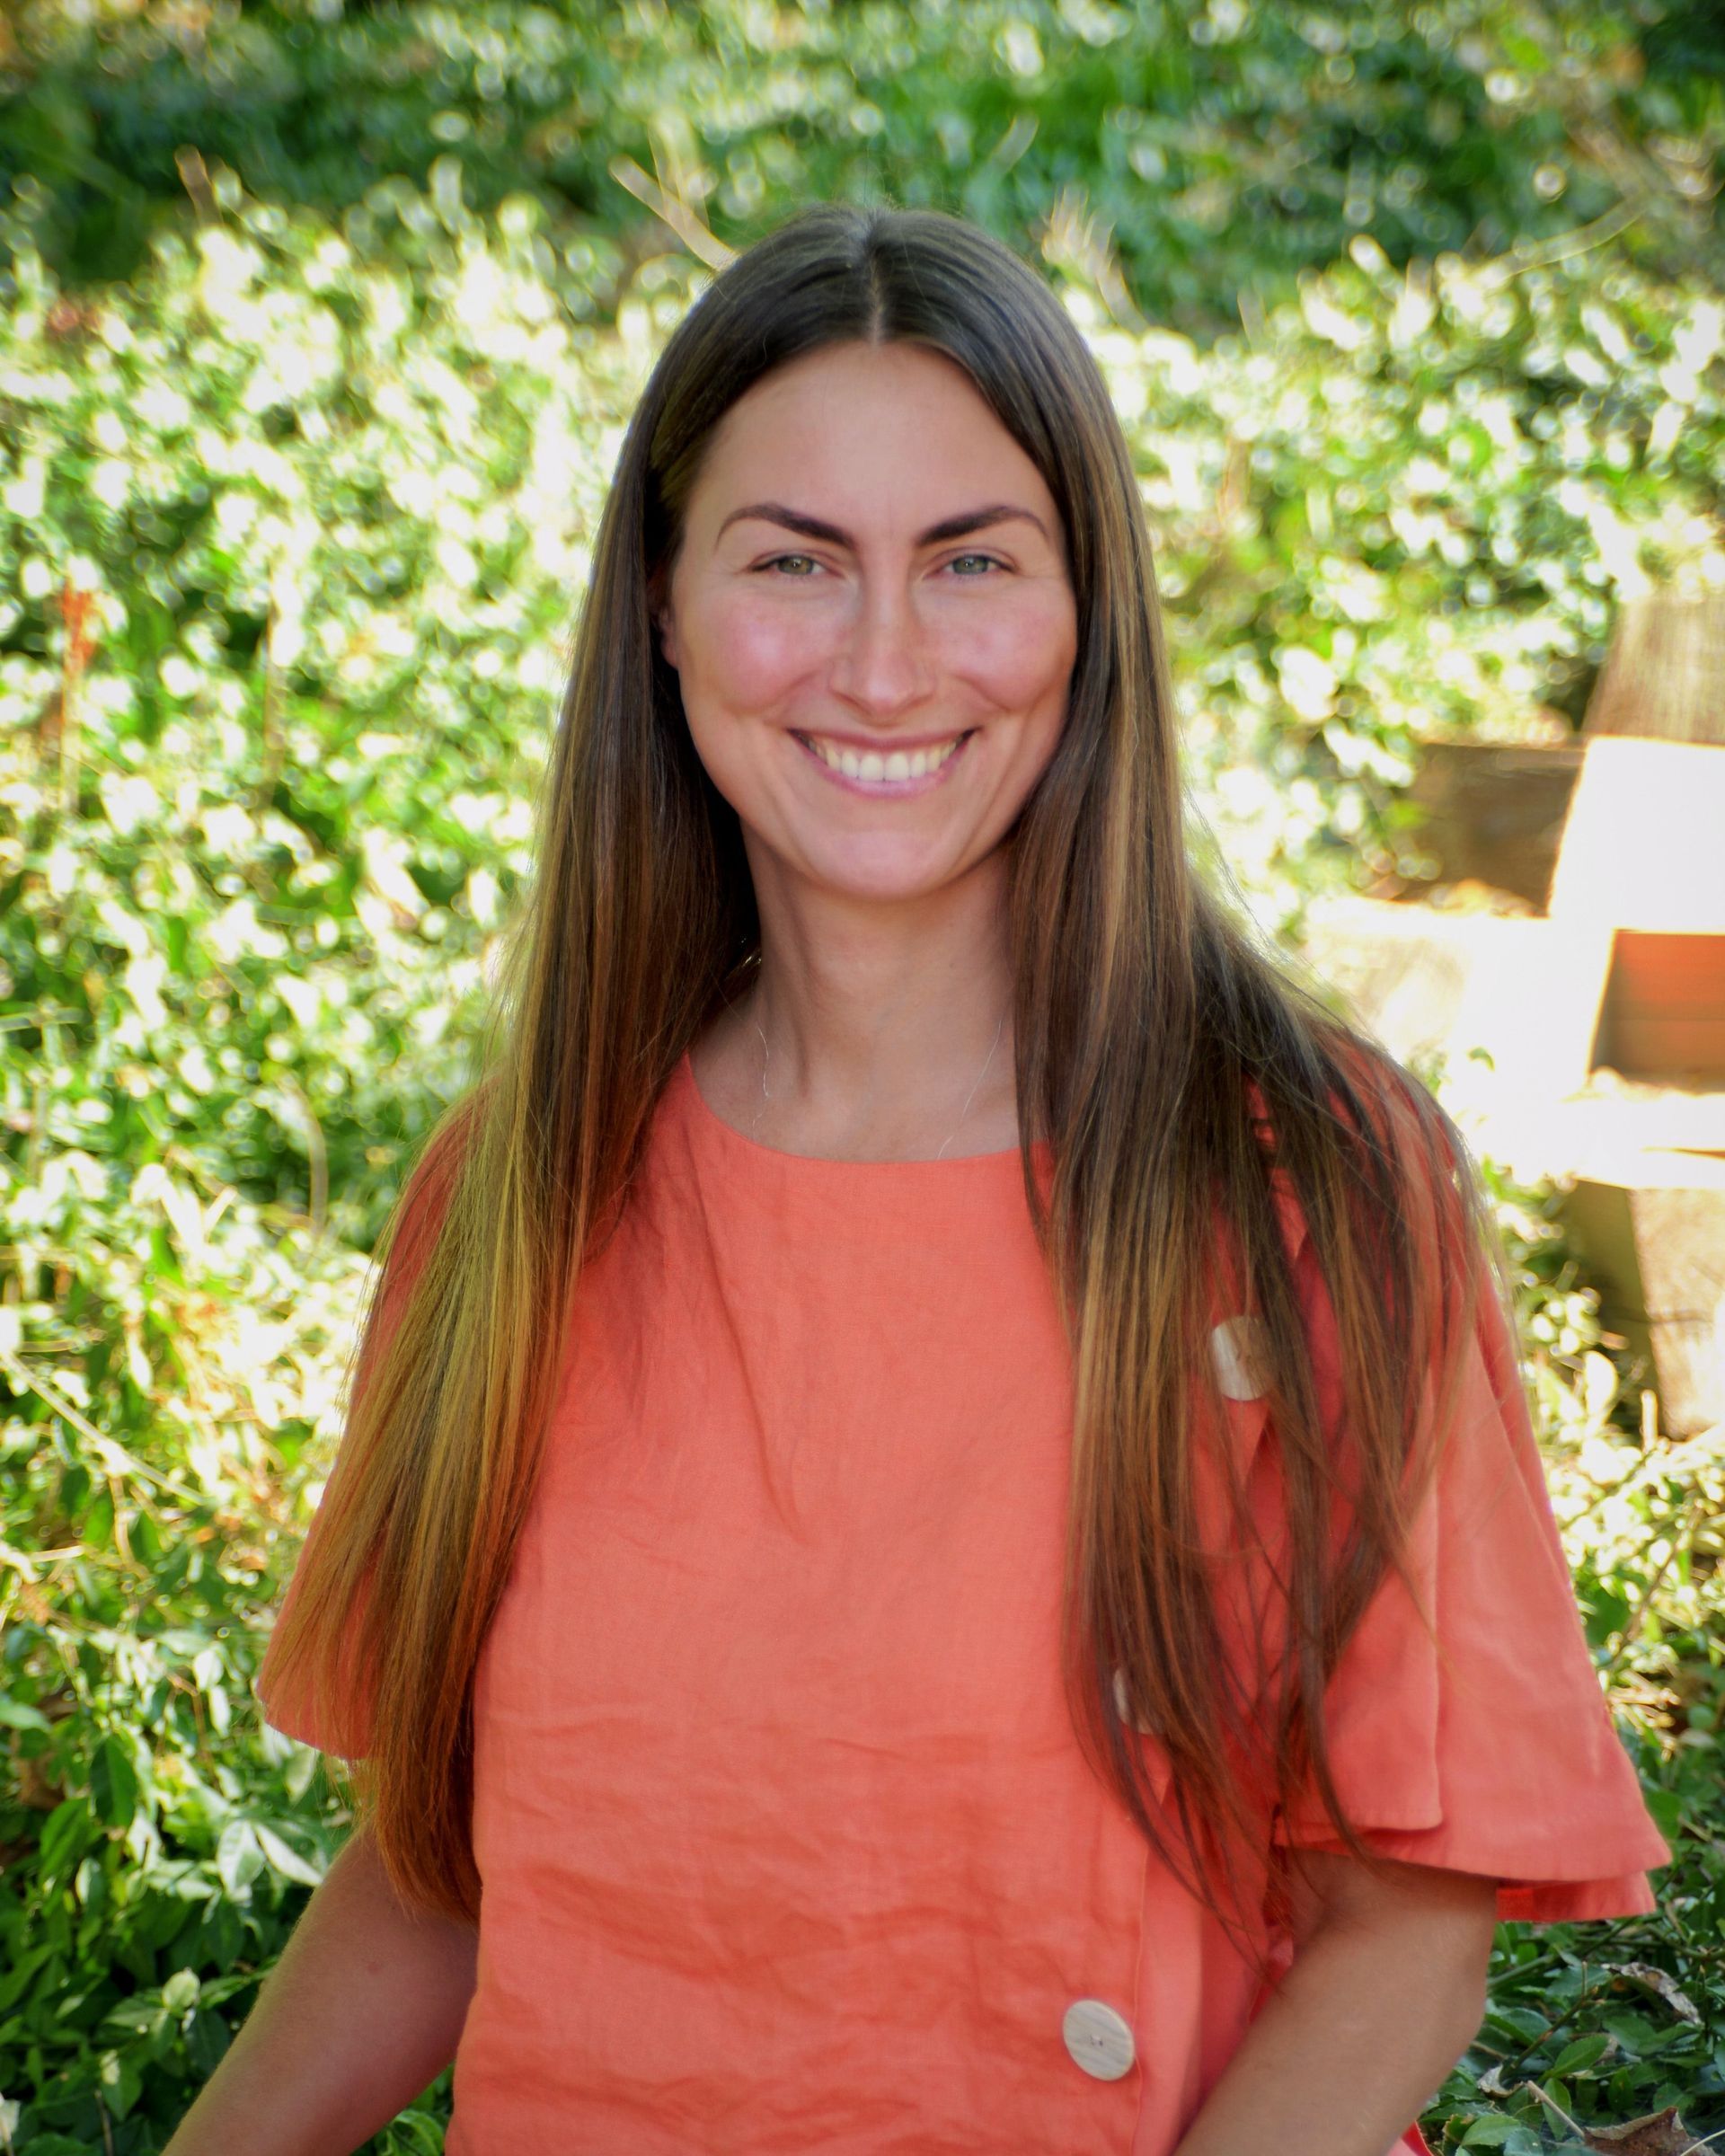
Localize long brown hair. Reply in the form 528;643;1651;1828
264;203;1489;1927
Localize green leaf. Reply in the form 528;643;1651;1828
72;1852;107;1913
102;1997;169;2039
1462;2124;1517;2149
184;2006;231;2076
1492;2006;1552;2043
1602;2009;1657;2054
1550;2033;1611;2079
199;1894;246;1969
37;1797;97;1886
161;1968;200;2013
255;1821;325;1888
0;1696;52;1731
89;1734;139;1830
216;1818;265;1895
0;1947;57;2017
1641;1785;1682;1848
98;2045;143;2121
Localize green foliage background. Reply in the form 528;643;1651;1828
2;4;1723;2151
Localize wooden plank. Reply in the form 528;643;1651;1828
1594;931;1725;1086
1583;588;1725;746
1404;740;1582;909
1561;1179;1725;1436
1549;738;1725;932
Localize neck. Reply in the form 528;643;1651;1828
695;848;1019;1162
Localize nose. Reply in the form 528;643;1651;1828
827;579;936;722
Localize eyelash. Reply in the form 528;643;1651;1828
758;552;1006;579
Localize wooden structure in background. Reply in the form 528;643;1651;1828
1547;736;1725;1091
1301;591;1725;1434
1403;741;1583;911
1595;932;1725;1089
1583;588;1725;747
1551;734;1725;1432
1563;1171;1725;1442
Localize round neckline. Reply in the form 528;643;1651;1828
673;1049;1044;1172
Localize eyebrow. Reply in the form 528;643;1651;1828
714;500;1052;549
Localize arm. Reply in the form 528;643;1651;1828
164;1823;479;2156
1173;1851;1497;2156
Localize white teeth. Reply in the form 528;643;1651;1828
805;734;964;783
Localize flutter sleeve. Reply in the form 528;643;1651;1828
253;1135;459;1761
1267;1202;1671;1923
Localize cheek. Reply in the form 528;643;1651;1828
681;591;829;714
978;596;1075;792
955;588;1078;705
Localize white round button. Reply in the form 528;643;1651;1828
1210;1313;1269;1401
1063;1997;1137;2081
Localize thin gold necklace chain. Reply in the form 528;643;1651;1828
748;1003;1009;1159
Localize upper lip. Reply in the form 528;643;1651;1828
792;726;973;751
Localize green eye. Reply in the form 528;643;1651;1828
769;554;818;576
949;553;1002;575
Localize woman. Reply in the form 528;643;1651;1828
171;205;1667;2156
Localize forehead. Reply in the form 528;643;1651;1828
689;341;1055;529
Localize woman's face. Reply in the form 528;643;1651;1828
658;340;1078;906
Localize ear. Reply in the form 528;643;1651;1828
648;566;680;671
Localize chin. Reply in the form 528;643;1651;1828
792;834;989;905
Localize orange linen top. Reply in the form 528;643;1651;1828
257;1054;1668;2156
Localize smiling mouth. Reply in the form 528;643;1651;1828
792;729;973;785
